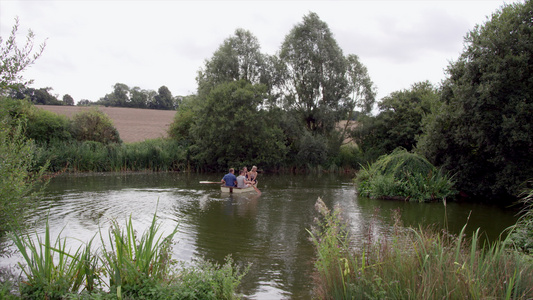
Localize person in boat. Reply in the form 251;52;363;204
242;166;249;180
236;169;252;188
221;168;237;187
248;165;258;185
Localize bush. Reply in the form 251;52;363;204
355;148;455;202
333;144;362;169
296;132;328;167
71;108;121;144
0;119;47;235
26;108;72;143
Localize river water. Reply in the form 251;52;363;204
1;172;519;299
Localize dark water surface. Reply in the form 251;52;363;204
1;173;519;299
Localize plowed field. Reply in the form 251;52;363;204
36;105;176;143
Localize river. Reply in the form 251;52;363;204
1;172;519;299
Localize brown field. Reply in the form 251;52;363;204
36;105;176;143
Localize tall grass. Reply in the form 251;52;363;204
309;197;533;299
355;148;455;202
33;138;188;173
8;210;248;299
100;213;178;299
510;183;533;254
9;220;98;299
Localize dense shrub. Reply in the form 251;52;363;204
71;108;121;144
333;144;362;170
25;108;71;143
0;119;47;235
355;148;455;202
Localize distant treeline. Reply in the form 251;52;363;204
7;83;181;110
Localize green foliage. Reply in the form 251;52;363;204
510;185;533;254
0;117;47;234
345;54;376;115
62;94;74;106
279;12;348;134
26;108;72;143
71;108;122;144
100;213;177;299
355;148;455;202
197;28;267;97
354;81;440;162
168;95;199;143
8;211;248;299
189;80;287;171
170;257;249;300
417;1;533;200
96;83;179;110
333;144;362;170
9;222;98;299
152;85;174;110
34;138;187;172
307;197;349;299
0;97;72;143
296;132;328;167
309;199;533;299
9;86;62;105
0;17;46;92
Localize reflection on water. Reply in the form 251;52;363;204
0;173;519;299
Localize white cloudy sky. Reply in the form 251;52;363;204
0;0;518;104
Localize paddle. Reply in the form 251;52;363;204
199;181;221;184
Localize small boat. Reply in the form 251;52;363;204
220;185;257;194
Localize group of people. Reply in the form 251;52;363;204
221;166;258;188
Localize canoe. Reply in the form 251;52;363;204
220;185;257;194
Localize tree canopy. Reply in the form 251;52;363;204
279;12;349;134
354;81;440;162
189;80;286;170
418;1;533;200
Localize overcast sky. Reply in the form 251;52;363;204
0;0;519;104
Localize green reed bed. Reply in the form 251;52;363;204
9;220;98;298
355;148;455;202
7;211;248;299
34;139;188;173
100;213;178;299
309;197;533;299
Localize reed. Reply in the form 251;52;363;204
99;212;178;299
8;220;99;299
355;148;455;202
8;210;248;299
33;138;188;173
309;198;533;299
510;184;533;254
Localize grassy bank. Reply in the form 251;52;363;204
309;197;533;299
